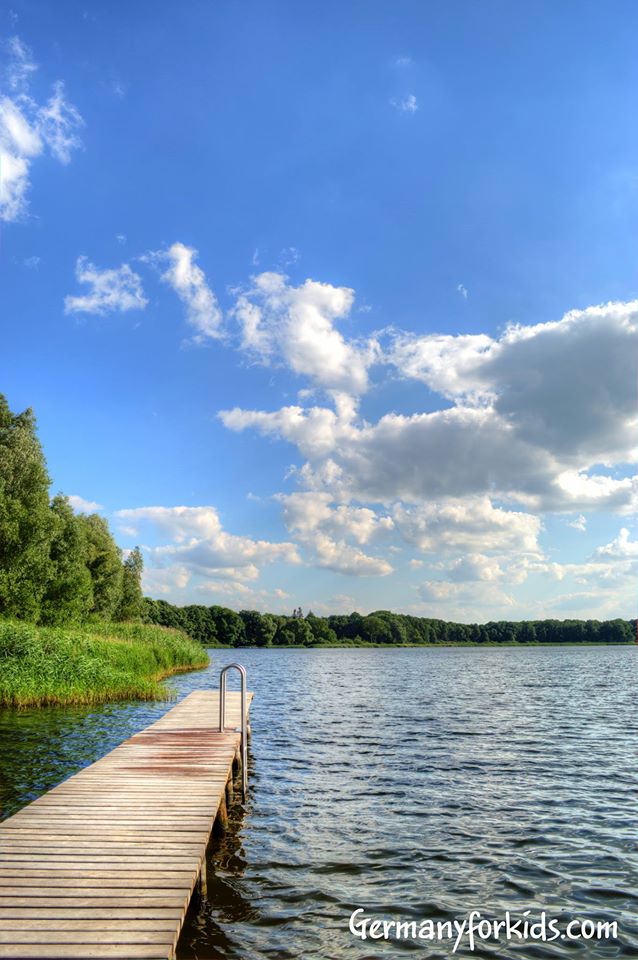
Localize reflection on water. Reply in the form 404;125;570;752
1;646;636;958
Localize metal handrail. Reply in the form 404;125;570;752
219;663;248;801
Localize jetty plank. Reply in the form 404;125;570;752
0;689;251;960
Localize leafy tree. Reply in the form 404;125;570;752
40;495;93;625
361;615;393;644
143;597;186;631
274;617;313;646
116;546;144;621
0;396;54;621
239;610;277;647
306;613;337;644
176;605;216;644
209;606;246;647
78;514;123;619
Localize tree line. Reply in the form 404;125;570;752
0;394;143;626
143;599;636;647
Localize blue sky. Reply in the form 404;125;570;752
2;0;637;620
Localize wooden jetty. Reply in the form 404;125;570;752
0;688;252;959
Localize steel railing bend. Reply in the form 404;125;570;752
219;663;248;800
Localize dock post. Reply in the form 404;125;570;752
215;792;229;832
196;864;208;899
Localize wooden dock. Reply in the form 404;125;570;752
0;689;252;959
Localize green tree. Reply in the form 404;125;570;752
361;615;393;644
240;610;277;647
306;614;337;644
274;617;313;646
209;606;246;647
40;495;93;625
116;546;144;621
78;514;123;619
0;395;54;621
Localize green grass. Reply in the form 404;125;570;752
0;619;209;708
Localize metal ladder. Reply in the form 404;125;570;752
218;663;248;800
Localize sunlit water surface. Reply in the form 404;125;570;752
0;646;636;958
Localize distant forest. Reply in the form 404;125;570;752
143;599;636;647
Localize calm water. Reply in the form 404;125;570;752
0;646;636;958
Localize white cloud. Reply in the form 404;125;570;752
5;37;36;91
0;37;82;222
445;553;506;583
418;580;515;610
567;514;587;532
274;491;394;577
115;505;301;585
390;94;418;113
231;272;378;395
64;257;148;315
67;494;103;513
37;81;83;163
277;491;393;545
393;498;541;555
390;300;638;467
594;527;638;560
152;242;223;342
143;565;191;596
116;505;224;542
224;299;638;514
304;532;393;577
388;331;496;401
193;580;292;611
457;283;468;299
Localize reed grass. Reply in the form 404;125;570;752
0;619;209;708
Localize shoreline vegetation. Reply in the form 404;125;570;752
0;620;208;708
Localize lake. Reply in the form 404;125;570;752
1;645;636;957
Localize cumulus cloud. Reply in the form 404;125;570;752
393;497;541;555
223;300;638;514
274;491;394;576
144;242;222;342
231;272;378;395
594;527;638;560
0;37;83;221
304;532;393;577
389;300;638;466
115;505;301;583
64;257;148;315
277;491;393;545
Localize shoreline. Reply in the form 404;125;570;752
207;640;635;649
